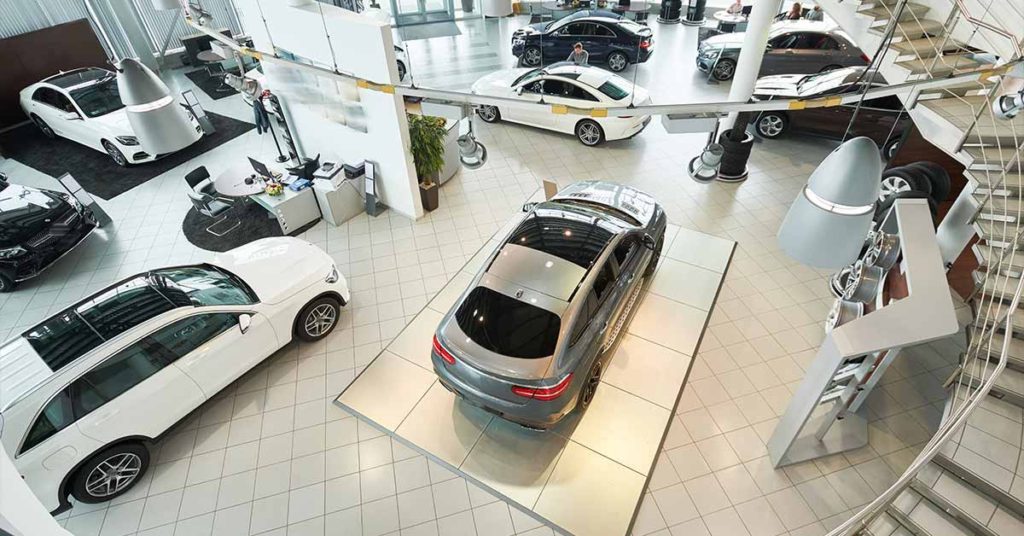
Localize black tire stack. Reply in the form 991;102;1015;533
876;161;951;225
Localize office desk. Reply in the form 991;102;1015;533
252;187;320;235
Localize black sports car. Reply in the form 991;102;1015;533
511;15;653;73
0;173;97;291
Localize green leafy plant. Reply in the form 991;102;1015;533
407;114;447;186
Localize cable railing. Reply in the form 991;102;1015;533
824;1;1024;534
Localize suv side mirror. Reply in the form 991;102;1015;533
516;86;524;95
238;313;252;334
522;202;539;212
62;111;81;121
641;234;657;250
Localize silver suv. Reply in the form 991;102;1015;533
431;181;666;430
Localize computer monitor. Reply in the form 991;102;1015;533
248;157;272;179
741;5;752;16
287;154;320;181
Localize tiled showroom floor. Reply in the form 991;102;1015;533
0;20;962;536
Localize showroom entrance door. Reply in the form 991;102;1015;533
391;0;455;25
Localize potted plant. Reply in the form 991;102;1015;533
407;113;447;211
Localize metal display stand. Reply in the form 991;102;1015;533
767;199;960;467
260;92;299;165
180;90;215;135
57;173;111;227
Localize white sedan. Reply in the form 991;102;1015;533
471;63;651;146
0;238;348;513
19;67;202;166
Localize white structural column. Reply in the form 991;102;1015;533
108;0;159;71
1;450;73;536
720;0;784;132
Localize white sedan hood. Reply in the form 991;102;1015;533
88;109;134;136
213;238;333;304
471;68;531;97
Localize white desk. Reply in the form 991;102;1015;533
252;187;320;235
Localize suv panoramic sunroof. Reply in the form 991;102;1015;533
507;214;613;269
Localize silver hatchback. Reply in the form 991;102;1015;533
431;182;667;430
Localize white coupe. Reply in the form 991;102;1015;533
19;67;202;166
471;63;651;146
0;238;348;513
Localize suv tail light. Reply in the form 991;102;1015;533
512;374;574;401
639;40;650;50
860;53;870;62
433;335;455;365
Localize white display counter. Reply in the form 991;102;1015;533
483;0;513;17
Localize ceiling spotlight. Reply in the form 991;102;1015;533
777;137;882;269
688;143;724;183
994;89;1024;120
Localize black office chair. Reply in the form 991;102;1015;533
184;166;220;197
184;167;238;237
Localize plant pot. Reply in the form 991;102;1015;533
420;181;439;212
717;129;754;183
461;0;474;12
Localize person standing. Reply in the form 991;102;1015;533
805;5;824;21
567;43;590;65
786;2;802;19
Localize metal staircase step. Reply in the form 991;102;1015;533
976;195;1024;223
872;18;946;40
891;37;968;59
895;54;985;76
889;486;975;536
861;3;932;22
961;351;1024;407
971;172;1024;195
973;219;1024;248
966;147;1024;172
976;331;1024;372
974;300;1024;334
972;243;1024;279
932;454;1024;524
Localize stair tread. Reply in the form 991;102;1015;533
877;18;946;39
977;331;1024;369
919;96;1024;143
966;147;1024;170
890;37;967;58
862;3;932;20
895;55;984;75
974;219;1024;246
932;453;1024;524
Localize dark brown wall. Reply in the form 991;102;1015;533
0;19;109;129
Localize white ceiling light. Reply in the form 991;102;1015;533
116;58;200;155
777;137;882;269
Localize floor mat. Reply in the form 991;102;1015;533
184;69;240;100
397;22;462;41
0;112;255;200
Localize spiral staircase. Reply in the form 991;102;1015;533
810;0;1024;535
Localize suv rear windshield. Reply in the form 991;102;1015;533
455;287;560;359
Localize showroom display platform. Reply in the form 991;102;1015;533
335;213;736;536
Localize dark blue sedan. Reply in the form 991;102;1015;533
511;16;653;72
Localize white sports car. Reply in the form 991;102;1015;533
470;63;651;146
19;68;202;166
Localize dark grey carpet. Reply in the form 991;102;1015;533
398;22;462;41
185;69;240;100
0;112;254;200
182;199;318;252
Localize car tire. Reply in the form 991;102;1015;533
71;442;150;504
477;105;501;123
907;161;951;203
820;64;843;72
397;60;407;81
879;167;931;203
102;140;129;167
577;361;602;411
882;137;901;160
755;112;788;139
607;51;629;72
295;296;342;342
712;58;736;81
31;114;56;139
0;272;14;293
575;120;604;146
521;46;542;67
875;190;937;223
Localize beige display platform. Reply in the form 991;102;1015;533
335;213;735;536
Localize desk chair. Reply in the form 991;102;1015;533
184;167;239;236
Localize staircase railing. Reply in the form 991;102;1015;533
824;1;1024;534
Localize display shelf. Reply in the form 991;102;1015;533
335;209;735;536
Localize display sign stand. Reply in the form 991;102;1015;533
180;90;215;135
58;173;111;227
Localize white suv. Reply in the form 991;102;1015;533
0;238;349;513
